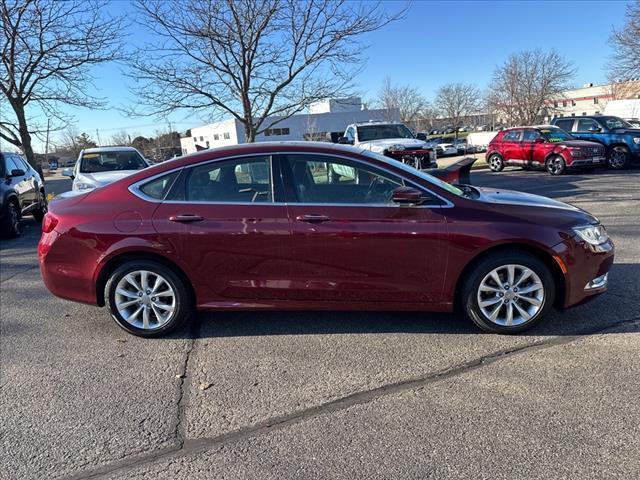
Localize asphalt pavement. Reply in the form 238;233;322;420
1;167;639;479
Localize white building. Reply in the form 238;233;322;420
180;98;399;155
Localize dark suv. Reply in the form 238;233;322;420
1;152;47;237
551;115;640;169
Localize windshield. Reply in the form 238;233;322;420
602;116;633;129
357;124;414;142
361;150;465;198
539;128;574;142
80;151;147;173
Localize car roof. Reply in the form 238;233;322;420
350;122;405;127
82;146;140;153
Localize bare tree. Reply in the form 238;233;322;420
377;77;428;126
129;0;404;143
110;130;131;147
609;1;640;83
435;83;481;137
0;0;123;169
489;49;575;126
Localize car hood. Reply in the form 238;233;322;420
359;138;428;151
478;187;583;212
79;170;140;187
611;128;640;135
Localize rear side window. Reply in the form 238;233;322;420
576;118;601;132
502;130;522;142
554;119;574;132
139;171;180;200
185;156;272;203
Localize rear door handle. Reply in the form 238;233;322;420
169;214;204;223
296;214;330;223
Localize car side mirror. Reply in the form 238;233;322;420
416;133;427;141
587;126;601;133
392;186;424;205
61;167;75;179
338;136;353;145
9;168;26;177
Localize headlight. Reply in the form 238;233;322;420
573;224;609;245
388;144;405;152
569;149;584;157
75;182;96;190
633;137;640;145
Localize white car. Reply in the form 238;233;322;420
339;122;436;169
62;147;150;191
435;140;458;156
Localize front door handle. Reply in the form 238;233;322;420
296;214;330;223
169;214;204;223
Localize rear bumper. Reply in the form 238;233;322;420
39;229;99;305
552;236;614;309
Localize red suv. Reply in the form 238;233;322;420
486;126;606;175
39;142;613;337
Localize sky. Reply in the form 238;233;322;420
13;0;630;152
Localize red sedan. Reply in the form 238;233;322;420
39;143;613;337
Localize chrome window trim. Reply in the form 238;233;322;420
128;150;455;209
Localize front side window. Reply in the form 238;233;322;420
522;130;542;142
356;124;414;142
284;154;405;205
185;156;271;203
80;151;146;173
345;127;355;142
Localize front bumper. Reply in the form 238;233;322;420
384;149;436;169
567;156;607;168
552;235;614;309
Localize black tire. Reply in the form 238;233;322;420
461;250;555;334
32;190;48;223
488;153;504;172
1;201;21;238
546;155;565;175
105;260;194;337
607;145;630;170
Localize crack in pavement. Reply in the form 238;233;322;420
65;314;640;480
174;315;202;446
0;264;39;284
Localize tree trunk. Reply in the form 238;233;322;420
14;103;41;175
244;121;256;143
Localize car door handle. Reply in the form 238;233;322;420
169;214;204;223
296;214;330;223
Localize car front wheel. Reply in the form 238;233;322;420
105;260;193;337
1;201;21;238
462;251;555;334
32;190;48;223
488;154;504;172
546;155;565;175
607;146;630;169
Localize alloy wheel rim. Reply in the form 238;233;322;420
10;205;18;231
477;264;544;327
609;149;626;168
490;155;501;170
115;270;176;330
548;158;561;174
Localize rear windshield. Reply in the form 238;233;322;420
540;128;573;142
80;151;147;173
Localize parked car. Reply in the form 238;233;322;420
338;122;436;169
1;152;47;237
39;142;613;337
485;126;606;175
434;139;458;156
551;115;640;169
453;138;474;154
62;146;150;191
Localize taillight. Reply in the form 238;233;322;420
42;213;59;233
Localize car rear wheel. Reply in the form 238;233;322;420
32;190;47;223
105;260;193;337
607;146;630;169
461;251;555;334
546;155;565;175
1;201;21;238
488;154;504;172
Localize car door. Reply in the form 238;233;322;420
13;155;38;206
4;155;30;211
150;155;291;303
501;130;523;164
278;153;448;304
520;129;547;168
574;118;605;143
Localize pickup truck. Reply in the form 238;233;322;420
551;115;640;169
338;122;437;170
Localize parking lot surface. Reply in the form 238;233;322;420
1;169;639;479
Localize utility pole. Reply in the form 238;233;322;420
96;128;101;146
44;117;50;172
